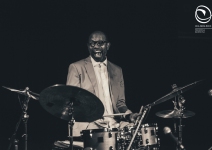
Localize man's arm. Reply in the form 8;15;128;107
66;63;80;87
116;68;132;113
116;68;140;123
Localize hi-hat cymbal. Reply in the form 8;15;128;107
156;109;195;118
2;86;39;100
150;80;204;107
39;84;104;122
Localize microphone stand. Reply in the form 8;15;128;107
7;87;31;150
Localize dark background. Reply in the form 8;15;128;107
1;0;212;150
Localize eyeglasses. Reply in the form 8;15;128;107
88;41;107;47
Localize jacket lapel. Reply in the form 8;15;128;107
84;57;99;96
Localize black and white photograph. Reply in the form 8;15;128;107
1;1;212;150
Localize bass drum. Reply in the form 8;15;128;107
81;128;118;150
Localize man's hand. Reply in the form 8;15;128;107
125;113;142;123
129;113;140;123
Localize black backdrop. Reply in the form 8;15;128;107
1;1;212;150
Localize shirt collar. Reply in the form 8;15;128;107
90;56;107;67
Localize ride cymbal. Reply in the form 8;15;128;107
39;84;104;122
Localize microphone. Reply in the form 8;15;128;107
163;127;185;150
208;89;212;97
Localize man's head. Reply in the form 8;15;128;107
87;31;111;62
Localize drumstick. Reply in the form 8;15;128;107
127;106;147;150
134;106;143;126
103;113;131;117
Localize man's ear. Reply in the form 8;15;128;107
107;42;111;50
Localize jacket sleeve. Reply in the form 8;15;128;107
116;68;132;114
66;63;81;87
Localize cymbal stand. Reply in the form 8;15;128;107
172;96;178;133
177;95;186;150
67;102;74;150
171;84;186;150
126;105;150;150
7;87;30;150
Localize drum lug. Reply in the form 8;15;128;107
89;130;92;138
109;131;112;138
157;137;160;145
144;127;148;134
146;139;149;144
109;146;113;150
155;123;158;132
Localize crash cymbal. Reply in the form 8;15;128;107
150;80;204;106
39;84;104;122
156;109;195;118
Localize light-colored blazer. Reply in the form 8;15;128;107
66;57;131;135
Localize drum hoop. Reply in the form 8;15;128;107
141;123;157;127
82;128;118;133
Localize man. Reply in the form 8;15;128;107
66;31;139;136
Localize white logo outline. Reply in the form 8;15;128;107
195;5;212;24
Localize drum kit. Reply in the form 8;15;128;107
3;80;203;150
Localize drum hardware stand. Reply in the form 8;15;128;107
172;96;178;133
171;84;186;150
7;87;32;150
67;102;75;150
177;95;186;150
126;105;150;150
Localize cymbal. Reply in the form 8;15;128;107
39;84;104;122
150;80;204;106
156;109;195;118
2;86;39;100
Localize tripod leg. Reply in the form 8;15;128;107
7;115;22;150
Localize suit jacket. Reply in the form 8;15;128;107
66;57;131;135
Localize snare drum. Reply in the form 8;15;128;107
81;128;118;150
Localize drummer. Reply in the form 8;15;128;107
66;31;140;136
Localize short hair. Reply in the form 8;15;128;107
88;31;109;42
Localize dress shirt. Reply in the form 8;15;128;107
90;56;116;127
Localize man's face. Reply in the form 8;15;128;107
87;32;110;62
